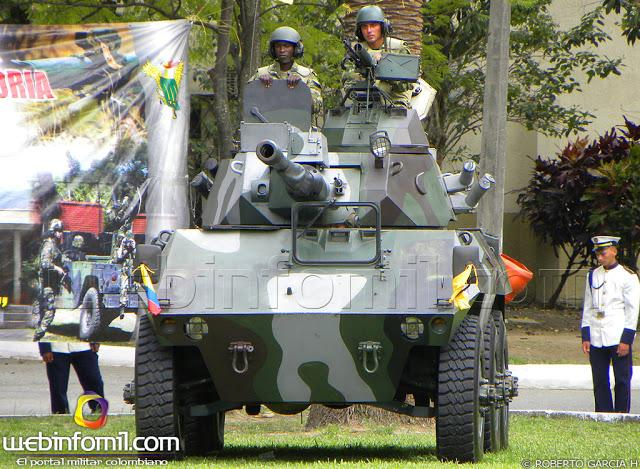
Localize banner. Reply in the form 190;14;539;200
0;20;191;343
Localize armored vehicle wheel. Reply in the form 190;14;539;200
79;288;103;341
436;314;484;463
495;313;510;449
483;310;503;452
135;314;224;456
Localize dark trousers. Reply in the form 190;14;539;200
589;345;633;413
45;350;104;414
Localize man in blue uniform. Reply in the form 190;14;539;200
581;236;639;413
38;342;104;414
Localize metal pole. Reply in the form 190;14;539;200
13;231;22;304
478;0;511;252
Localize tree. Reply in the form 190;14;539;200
0;1;29;23
517;118;640;306
603;0;640;44
584;119;640;270
423;0;622;164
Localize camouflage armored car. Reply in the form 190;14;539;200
33;234;138;341
134;48;517;462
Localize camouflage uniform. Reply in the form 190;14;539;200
342;37;414;108
34;237;64;340
115;232;136;311
250;63;323;125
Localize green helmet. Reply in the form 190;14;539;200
355;5;391;41
72;235;85;249
48;218;63;233
269;26;304;59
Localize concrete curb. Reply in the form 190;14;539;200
511;409;640;422
1;411;638;422
510;364;640;390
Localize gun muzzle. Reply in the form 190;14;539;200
354;43;376;69
465;173;495;207
459;161;476;187
256;140;329;200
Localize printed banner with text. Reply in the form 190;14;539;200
0;20;191;343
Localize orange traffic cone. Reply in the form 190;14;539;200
501;254;533;304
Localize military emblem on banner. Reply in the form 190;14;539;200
142;59;184;118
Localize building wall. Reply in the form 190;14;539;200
450;0;640;305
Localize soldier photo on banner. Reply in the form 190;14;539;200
0;21;191;343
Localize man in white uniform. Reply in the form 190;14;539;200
581;236;640;413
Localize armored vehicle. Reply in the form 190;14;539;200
134;48;517;462
32;233;138;341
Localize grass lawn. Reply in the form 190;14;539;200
1;412;639;468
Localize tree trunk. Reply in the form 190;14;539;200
306;402;435;430
210;0;235;160
546;250;588;309
238;0;262;109
343;0;424;54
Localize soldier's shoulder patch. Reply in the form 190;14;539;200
623;265;638;276
294;64;313;77
387;37;408;52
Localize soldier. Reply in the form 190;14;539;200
342;5;413;108
65;235;87;262
581;236;640;413
115;230;136;319
250;26;323;125
33;219;66;341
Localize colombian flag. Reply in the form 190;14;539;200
140;264;161;316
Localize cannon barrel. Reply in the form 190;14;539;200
256;140;330;200
354;43;376;69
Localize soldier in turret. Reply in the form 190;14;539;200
250;26;323;125
342;5;413;108
33;219;66;341
65;235;87;262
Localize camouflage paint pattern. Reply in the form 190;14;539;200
145;226;504;403
141;78;509;410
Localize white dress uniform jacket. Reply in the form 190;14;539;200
581;264;640;347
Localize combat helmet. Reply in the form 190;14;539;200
72;235;85;249
268;26;304;59
48;218;63;234
355;5;392;41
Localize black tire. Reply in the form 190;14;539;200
135;314;224;457
483;310;503;452
79;287;103;341
182;396;225;454
436;314;485;463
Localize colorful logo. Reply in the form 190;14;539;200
0;296;8;309
142;59;184;119
74;392;109;429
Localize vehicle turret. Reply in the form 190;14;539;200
255;140;330;201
